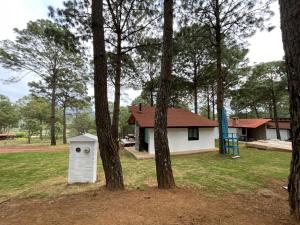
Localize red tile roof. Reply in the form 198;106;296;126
267;121;291;130
228;119;271;129
128;106;217;128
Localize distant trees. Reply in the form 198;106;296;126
70;111;95;135
279;0;300;219
0;95;18;133
29;68;91;144
154;0;175;189
230;61;288;140
0;19;86;145
133;38;161;107
50;0;159;142
173;24;212;114
16;96;50;142
181;0;274;153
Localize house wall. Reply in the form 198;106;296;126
147;127;215;154
266;129;290;141
213;127;238;139
247;125;267;140
135;123;140;151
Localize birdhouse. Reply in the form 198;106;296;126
67;133;98;184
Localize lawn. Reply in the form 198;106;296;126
0;137;66;147
0;145;291;202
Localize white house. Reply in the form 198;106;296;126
213;118;291;141
128;105;217;154
266;120;291;141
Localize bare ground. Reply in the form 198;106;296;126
0;184;297;225
0;145;67;154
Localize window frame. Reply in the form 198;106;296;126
188;127;199;141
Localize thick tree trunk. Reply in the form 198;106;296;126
271;90;281;140
50;75;57;146
111;35;122;143
62;104;67;144
215;0;224;154
92;0;124;190
279;0;300;219
154;0;175;189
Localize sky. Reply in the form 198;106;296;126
0;1;284;105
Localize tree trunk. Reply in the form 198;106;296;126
207;87;210;119
154;0;175;189
50;74;57;146
279;0;300;219
269;102;273;119
111;33;122;143
212;84;215;120
39;120;43;140
27;130;31;144
193;85;198;114
92;0;124;190
193;63;198;114
62;103;67;144
215;0;224;154
150;90;154;107
253;104;260;118
271;90;281;140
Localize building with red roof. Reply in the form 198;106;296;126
128;105;217;154
213;117;291;141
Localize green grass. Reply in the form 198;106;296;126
0;137;66;147
0;145;291;201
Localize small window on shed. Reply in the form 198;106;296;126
242;128;247;136
188;127;199;141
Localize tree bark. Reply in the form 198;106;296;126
50;73;57;146
269;102;273;119
271;89;281;140
215;0;224;154
193;84;198;114
111;33;122;143
253;103;260;118
154;0;175;189
150;90;154;107
27;130;31;144
207;87;210;119
62;103;67;144
92;0;124;190
193;63;198;114
212;84;215;120
39;120;43;140
279;0;300;219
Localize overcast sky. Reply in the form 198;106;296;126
0;1;284;104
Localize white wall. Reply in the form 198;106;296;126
213;127;238;139
266;129;290;141
148;127;215;154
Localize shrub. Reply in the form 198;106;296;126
15;132;27;138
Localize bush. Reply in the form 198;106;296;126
15;132;27;138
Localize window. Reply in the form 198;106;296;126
188;127;199;141
242;128;247;136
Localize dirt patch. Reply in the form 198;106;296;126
0;145;67;154
0;185;297;225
